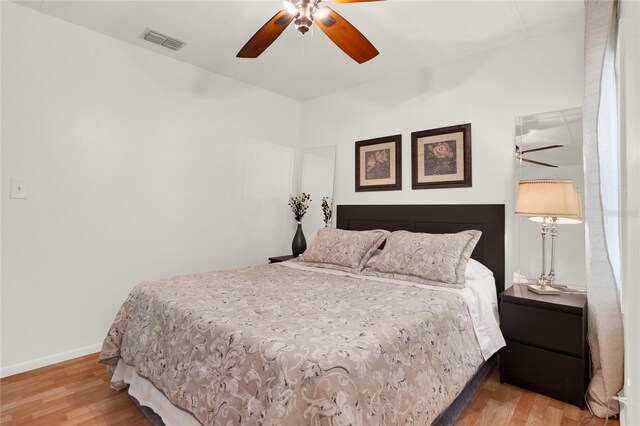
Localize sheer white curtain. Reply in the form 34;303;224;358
583;0;624;417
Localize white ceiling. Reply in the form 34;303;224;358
16;0;584;101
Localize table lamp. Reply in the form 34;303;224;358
515;179;582;294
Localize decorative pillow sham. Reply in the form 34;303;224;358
363;230;482;288
295;227;390;273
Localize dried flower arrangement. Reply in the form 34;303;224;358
288;192;312;222
321;196;333;226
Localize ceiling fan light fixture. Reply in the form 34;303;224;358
283;0;297;15
314;7;330;19
294;3;313;34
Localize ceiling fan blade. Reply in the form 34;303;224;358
330;0;383;3
237;10;294;58
520;144;564;154
314;7;378;64
520;158;558;168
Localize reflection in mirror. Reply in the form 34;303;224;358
514;107;585;289
300;146;336;241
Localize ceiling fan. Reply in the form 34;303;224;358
236;0;381;64
515;144;564;168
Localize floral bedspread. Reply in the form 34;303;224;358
100;264;484;425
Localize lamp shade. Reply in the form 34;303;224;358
515;179;581;220
529;188;583;224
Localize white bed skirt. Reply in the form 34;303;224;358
112;359;200;426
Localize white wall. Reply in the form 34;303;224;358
300;25;584;286
0;2;301;376
618;0;640;423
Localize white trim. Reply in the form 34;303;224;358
617;1;640;424
0;343;102;378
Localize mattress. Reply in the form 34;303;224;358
100;262;505;425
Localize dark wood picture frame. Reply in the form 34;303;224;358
355;135;402;192
411;123;472;189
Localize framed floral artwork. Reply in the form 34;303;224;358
411;123;472;189
355;135;402;192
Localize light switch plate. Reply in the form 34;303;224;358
10;178;28;199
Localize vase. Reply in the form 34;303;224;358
292;222;307;257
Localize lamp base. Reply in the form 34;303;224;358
527;284;562;295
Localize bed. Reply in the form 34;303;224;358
100;204;505;425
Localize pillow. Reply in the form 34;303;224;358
363;230;482;288
295;227;389;273
364;249;382;269
465;258;494;280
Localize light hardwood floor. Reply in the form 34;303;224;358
455;367;616;426
0;353;619;425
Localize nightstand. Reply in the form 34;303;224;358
499;285;588;408
268;255;295;264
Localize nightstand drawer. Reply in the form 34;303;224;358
501;301;584;357
501;340;585;407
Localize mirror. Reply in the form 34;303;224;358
300;146;336;240
514;107;585;289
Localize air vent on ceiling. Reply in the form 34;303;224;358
141;29;186;51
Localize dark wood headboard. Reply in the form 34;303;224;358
336;204;505;294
